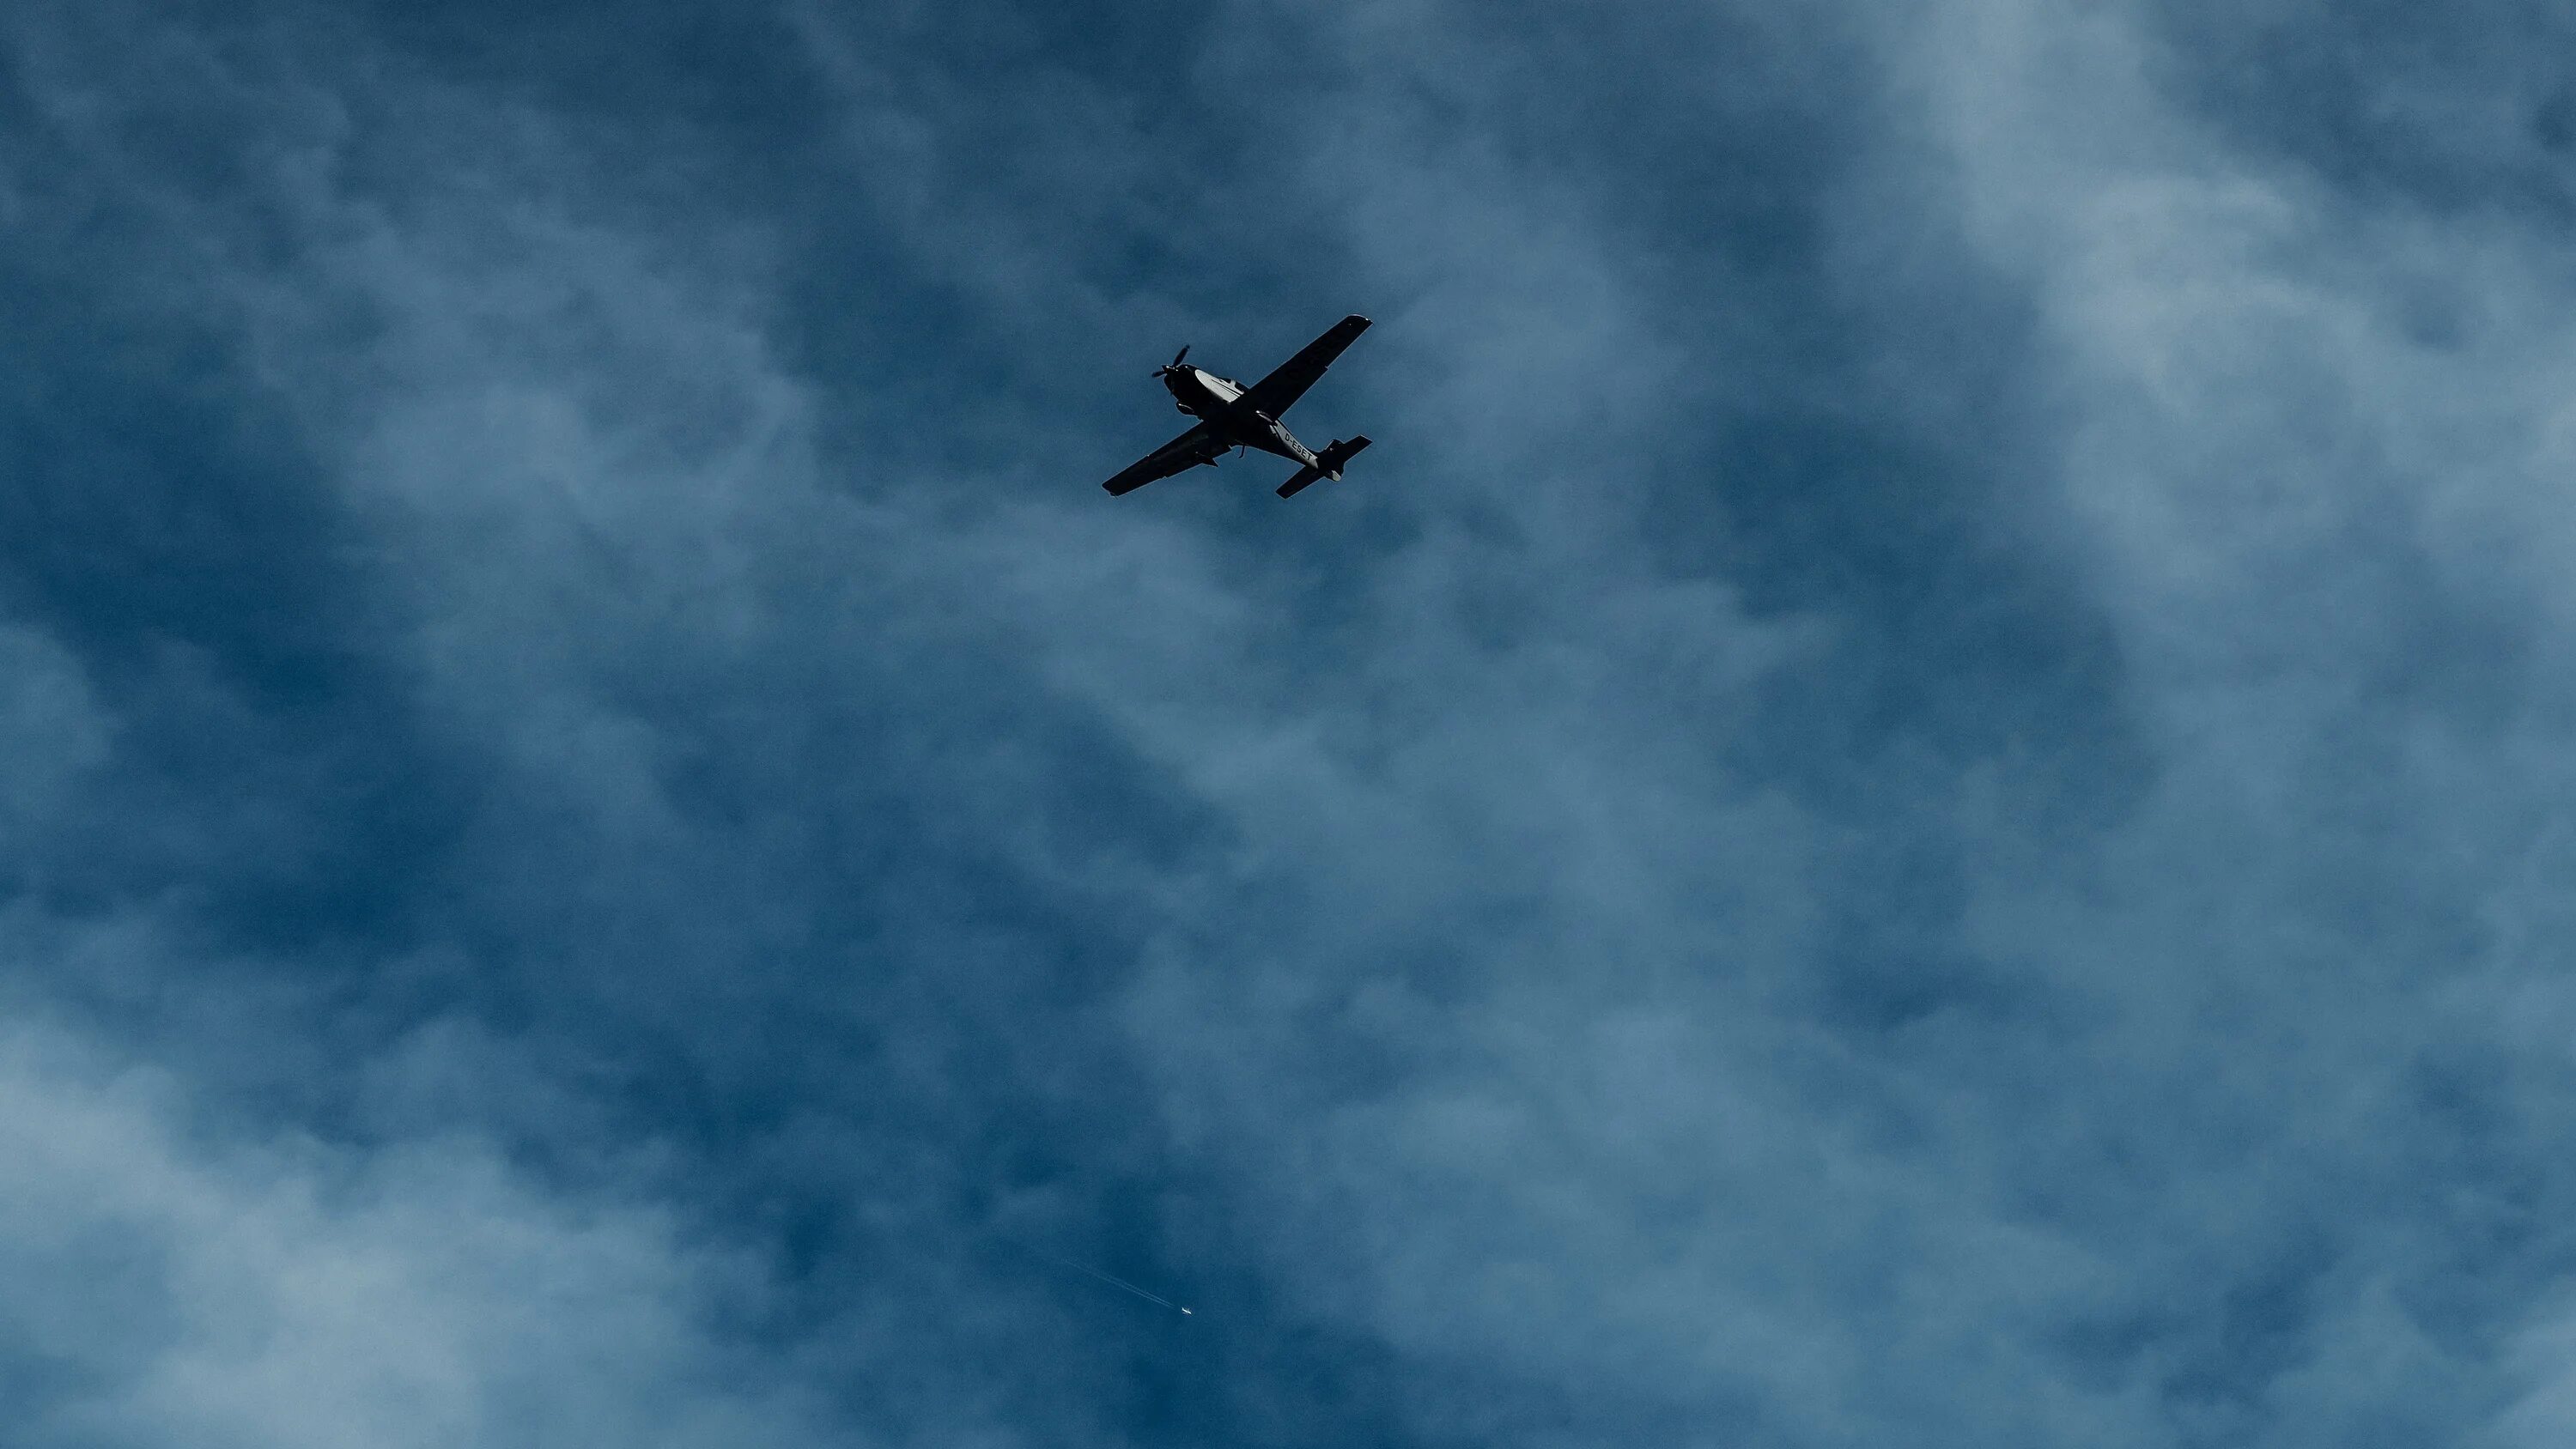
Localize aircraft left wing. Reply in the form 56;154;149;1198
1242;314;1371;418
1103;421;1226;495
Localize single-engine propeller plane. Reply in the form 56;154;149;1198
1102;315;1373;500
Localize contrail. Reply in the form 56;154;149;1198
1009;1241;1194;1316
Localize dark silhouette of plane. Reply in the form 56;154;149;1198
1103;315;1373;499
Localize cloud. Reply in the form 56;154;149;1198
6;0;2576;1446
0;626;110;840
0;1014;824;1449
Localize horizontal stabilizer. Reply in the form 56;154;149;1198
1319;434;1371;471
1278;436;1372;499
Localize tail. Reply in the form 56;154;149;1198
1276;435;1372;499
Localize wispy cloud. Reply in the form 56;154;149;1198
4;0;2575;1445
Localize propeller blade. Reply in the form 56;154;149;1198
1171;344;1190;367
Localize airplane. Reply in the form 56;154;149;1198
1102;314;1374;500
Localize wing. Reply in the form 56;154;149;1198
1242;314;1371;418
1103;422;1226;495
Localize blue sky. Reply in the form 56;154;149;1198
4;1;2575;1445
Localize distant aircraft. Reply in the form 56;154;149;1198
1103;315;1374;499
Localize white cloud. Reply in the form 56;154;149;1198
0;1020;825;1449
10;0;2576;1444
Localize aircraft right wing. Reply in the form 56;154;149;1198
1242;314;1371;418
1103;421;1226;495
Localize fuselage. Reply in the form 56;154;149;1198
1163;367;1318;467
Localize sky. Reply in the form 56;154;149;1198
3;1;2575;1445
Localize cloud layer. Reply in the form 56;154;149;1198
5;1;2575;1445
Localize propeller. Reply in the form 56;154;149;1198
1156;343;1191;377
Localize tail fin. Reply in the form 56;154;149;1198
1277;435;1372;499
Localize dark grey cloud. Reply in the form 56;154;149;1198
4;0;2574;1446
